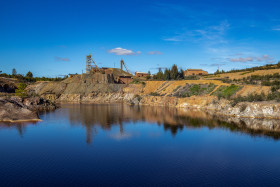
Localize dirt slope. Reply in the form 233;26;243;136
206;69;280;80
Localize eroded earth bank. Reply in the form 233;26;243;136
27;73;280;119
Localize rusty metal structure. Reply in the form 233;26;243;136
120;59;130;73
86;54;99;74
86;55;92;74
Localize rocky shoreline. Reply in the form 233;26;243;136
0;96;57;122
18;74;280;120
41;92;280;120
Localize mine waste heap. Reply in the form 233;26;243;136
85;54;133;84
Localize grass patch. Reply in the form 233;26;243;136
174;83;216;98
212;84;242;99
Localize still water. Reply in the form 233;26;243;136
1;104;280;186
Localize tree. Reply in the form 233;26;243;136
214;69;220;75
170;64;179;80
155;68;164;80
164;68;171;80
12;68;17;75
26;71;33;78
179;69;184;79
146;71;151;80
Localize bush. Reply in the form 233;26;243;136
231;92;279;105
26;71;33;78
130;79;146;86
185;75;199;80
15;83;27;97
150;92;160;96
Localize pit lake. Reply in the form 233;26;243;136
1;104;280;186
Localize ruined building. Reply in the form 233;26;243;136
184;69;208;76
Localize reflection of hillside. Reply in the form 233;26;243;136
0;122;37;137
66;104;280;143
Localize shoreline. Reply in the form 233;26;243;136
0;119;42;123
56;100;280;120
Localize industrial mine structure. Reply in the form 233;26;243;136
85;54;133;84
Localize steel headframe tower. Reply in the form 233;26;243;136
86;55;92;74
120;59;130;73
120;59;124;70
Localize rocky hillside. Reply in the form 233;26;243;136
28;73;127;102
26;73;280;119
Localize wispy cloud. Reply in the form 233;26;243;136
107;47;141;55
55;57;70;62
272;27;280;31
148;51;163;55
200;63;225;67
228;55;274;63
163;20;230;44
229;57;254;63
57;45;67;48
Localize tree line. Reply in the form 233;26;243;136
0;68;68;82
153;64;185;80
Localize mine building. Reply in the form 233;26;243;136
184;69;208;76
135;72;149;77
116;76;134;84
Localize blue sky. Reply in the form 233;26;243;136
0;0;280;77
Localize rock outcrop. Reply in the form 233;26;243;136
0;96;57;122
0;77;17;93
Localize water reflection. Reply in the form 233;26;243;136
0;122;37;137
65;104;280;143
1;104;280;141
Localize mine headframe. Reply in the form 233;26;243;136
86;54;99;73
120;59;131;74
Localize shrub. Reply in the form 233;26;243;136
150;92;160;96
15;83;27;97
185;75;199;80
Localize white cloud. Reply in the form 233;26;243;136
148;51;163;55
107;47;141;55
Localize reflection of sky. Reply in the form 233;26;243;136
2;104;280;185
